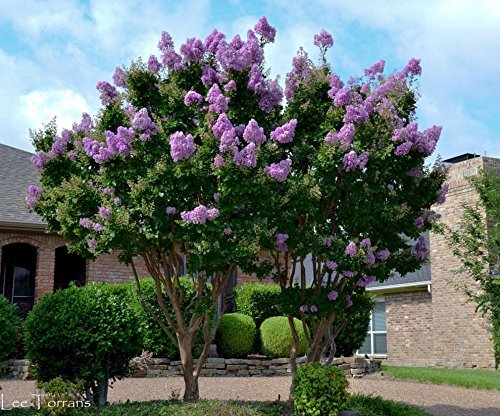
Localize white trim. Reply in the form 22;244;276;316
366;280;431;293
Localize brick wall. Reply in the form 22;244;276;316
385;290;434;366
0;230;149;302
429;156;496;368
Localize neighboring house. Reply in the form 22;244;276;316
361;154;499;369
0;143;150;311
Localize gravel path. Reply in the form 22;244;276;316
1;375;499;416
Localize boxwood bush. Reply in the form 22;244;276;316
24;283;143;404
0;295;20;363
234;283;282;327
131;277;212;359
215;313;256;358
292;362;349;416
260;316;308;358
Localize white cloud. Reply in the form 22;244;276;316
19;89;90;133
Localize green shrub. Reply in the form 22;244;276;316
132;277;212;359
334;292;375;357
260;316;308;358
0;295;20;363
215;313;256;358
292;362;349;416
24;283;143;404
36;377;86;416
234;283;282;327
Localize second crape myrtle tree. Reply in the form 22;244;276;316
257;31;448;378
27;18;287;401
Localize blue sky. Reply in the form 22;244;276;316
0;0;498;160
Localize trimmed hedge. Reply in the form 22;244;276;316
292;362;349;416
216;313;256;358
234;283;281;327
0;295;20;363
131;277;212;359
24;283;143;404
260;316;308;358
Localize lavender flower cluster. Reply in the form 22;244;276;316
265;159;292;182
180;205;219;224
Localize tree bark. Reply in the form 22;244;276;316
178;334;200;402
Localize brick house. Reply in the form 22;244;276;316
360;154;499;369
1;142;498;368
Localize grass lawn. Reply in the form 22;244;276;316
382;365;500;391
7;396;432;416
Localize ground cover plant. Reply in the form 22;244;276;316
382;365;500;391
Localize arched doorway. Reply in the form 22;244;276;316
54;246;86;291
0;243;37;313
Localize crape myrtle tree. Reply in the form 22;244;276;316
256;31;448;378
27;18;287;401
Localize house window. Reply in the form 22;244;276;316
54;246;86;291
358;301;387;356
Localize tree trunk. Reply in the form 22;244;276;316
178;334;200;401
97;377;108;405
287;315;300;398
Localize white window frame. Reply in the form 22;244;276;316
357;296;387;358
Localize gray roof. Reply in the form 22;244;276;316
0;143;46;229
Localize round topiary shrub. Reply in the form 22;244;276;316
216;313;256;358
260;316;308;358
24;283;143;404
0;295;20;363
234;283;282;327
292;362;349;416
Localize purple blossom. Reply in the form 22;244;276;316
148;54;161;73
112;67;128;87
358;152;369;170
132;108;158;140
343;270;354;278
395;141;413;156
345;294;353;308
310;305;318;313
327;74;344;99
158;31;174;52
418;126;442;156
93;222;104;232
204;29;225;54
270;119;297;143
404;58;422;76
201;65;218;87
258;78;283;113
414;216;425;229
214;154;225;168
233;142;256;167
377;249;390;261
313;29;334;48
103;187;115;196
25;185;43;209
408;167;421;177
364;275;376;285
166;206;176;215
243;119;266;144
265;159;292;182
275;233;288;252
161;48;183;72
328;290;338;301
248;64;265;93
360;238;371;249
212;113;233;139
79;218;91;229
212;192;221;202
326;260;337;270
184;91;203;106
254;17;276;43
180;37;205;63
206;84;229;114
114;197;122;205
98;207;112;220
364;59;385;79
224;80;237;92
322;236;333;247
105;126;135;157
333;87;352;107
96;81;117;105
170;131;196;162
437;184;449;204
360;83;371;94
73;112;93;134
223;227;233;235
285;48;310;101
412;235;428;260
343;151;358;172
31;151;49;170
88;239;97;251
343;105;369;124
181;204;219;224
364;253;376;265
337;123;356;148
299;305;309;313
220;129;239;153
345;241;357;258
387;184;394;192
